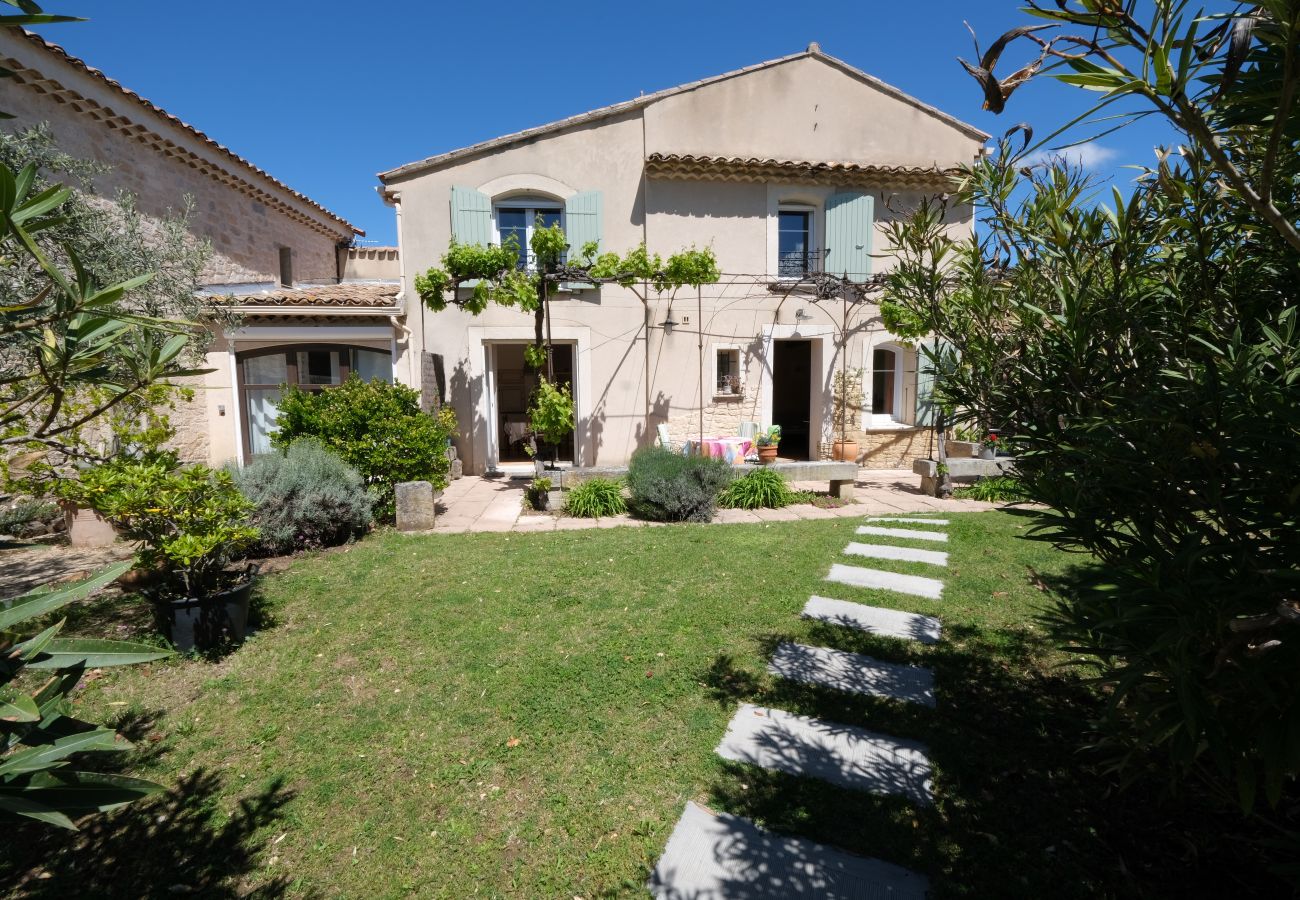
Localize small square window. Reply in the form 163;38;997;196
716;348;742;395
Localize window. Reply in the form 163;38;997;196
715;348;742;395
278;247;293;287
495;200;562;270
778;208;813;277
237;345;393;457
871;346;903;424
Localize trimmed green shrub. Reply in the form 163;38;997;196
565;478;627;518
718;468;795;510
231;438;372;555
271;377;457;521
952;476;1026;503
625;447;732;523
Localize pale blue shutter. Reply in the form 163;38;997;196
915;339;954;427
450;186;492;245
824;191;874;282
562;190;603;292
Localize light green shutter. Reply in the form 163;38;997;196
824;191;874;282
915;339;954;427
563;191;603;292
450;186;492;245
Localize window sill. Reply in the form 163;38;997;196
712;392;745;402
864;418;914;432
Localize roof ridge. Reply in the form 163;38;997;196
379;46;987;183
15;28;361;236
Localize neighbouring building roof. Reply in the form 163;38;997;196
212;283;402;315
5;29;361;238
378;45;989;183
645;153;961;190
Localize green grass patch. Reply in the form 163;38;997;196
0;512;1264;897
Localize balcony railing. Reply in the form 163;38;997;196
778;248;825;279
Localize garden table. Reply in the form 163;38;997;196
685;436;754;466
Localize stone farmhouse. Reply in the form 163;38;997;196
4;30;987;473
380;43;987;474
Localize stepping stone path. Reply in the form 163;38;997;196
856;524;948;543
649;801;929;899
802;595;943;644
826;563;944;600
652;515;953;896
842;541;948;566
768;641;936;707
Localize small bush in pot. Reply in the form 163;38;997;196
626;446;732;523
565;477;627;518
718;467;795;510
64;452;259;651
231;438;372;555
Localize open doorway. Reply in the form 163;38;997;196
771;339;812;459
491;343;575;464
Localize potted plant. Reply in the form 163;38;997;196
755;425;781;464
831;368;864;462
63;451;260;651
979;431;1000;460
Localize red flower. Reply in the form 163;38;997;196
987;433;998;442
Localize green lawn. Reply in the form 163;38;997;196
1;512;1248;897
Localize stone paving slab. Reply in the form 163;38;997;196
716;704;933;804
855;525;948;543
842;542;947;567
648;801;929;900
826;564;944;600
802;596;942;644
768;642;936;707
865;517;950;526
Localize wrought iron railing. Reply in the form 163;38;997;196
778;248;824;278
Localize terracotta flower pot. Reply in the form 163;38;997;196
757;445;778;464
832;440;859;462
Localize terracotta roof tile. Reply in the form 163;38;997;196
644;153;962;189
213;283;400;309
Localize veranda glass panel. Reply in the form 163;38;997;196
246;387;282;456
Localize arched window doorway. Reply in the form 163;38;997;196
236;344;392;457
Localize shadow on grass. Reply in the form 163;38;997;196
698;578;1283;899
0;768;296;899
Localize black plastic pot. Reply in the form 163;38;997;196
155;577;255;652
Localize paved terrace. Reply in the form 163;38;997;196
431;468;997;534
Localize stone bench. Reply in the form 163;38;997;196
559;460;859;500
912;457;1015;497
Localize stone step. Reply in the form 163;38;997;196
802;596;942;644
716;704;933;804
649;801;929;899
865;516;949;526
768;641;935;707
856;525;948;543
843;541;947;567
826;564;943;600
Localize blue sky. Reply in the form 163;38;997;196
31;1;1177;243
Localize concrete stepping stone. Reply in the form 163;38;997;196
843;541;947;567
649;800;928;899
802;596;942;644
716;704;933;803
856;525;948;543
769;641;935;707
866;516;949;526
826;564;943;600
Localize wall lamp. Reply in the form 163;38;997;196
660;313;679;335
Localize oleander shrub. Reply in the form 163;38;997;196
271;377;456;521
625;446;732;523
718;467;795;510
232;438;373;555
564;478;627;518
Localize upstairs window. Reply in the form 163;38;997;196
778;207;814;277
278;246;294;287
495;200;562;270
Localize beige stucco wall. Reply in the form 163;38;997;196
341;246;401;282
385;53;983;474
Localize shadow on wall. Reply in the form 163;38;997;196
447;359;480;471
633;392;674;451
